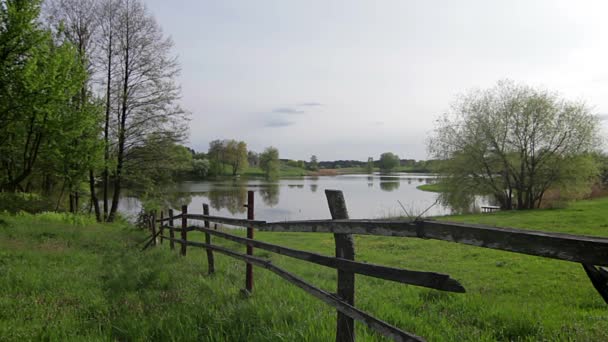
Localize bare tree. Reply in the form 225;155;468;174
107;0;187;221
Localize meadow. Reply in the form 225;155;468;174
1;198;607;341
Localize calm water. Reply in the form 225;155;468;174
117;173;454;222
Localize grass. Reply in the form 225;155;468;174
416;183;446;193
1;198;608;341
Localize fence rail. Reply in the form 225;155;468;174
143;189;608;342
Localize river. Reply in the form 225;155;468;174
116;173;456;222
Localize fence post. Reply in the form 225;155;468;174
159;211;164;245
325;190;355;342
151;211;157;247
203;203;215;274
168;209;175;250
245;190;255;293
181;205;187;256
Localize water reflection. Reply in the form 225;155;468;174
116;173;486;221
259;183;280;206
379;181;400;192
208;180;247;215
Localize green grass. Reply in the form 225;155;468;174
1;198;608;341
416;183;446;193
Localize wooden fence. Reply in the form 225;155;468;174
142;190;608;342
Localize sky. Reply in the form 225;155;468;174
144;0;608;161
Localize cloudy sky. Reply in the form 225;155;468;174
145;0;608;161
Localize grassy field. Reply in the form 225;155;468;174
416;183;445;193
1;198;608;341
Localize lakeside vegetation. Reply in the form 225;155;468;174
416;183;446;193
1;197;607;341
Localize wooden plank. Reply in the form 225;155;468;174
203;204;215;274
162;236;424;342
246;191;254;293
151;211;157;247
326;190;355;342
159;211;164;245
255;219;608;266
186;213;266;227
582;264;608;304
156;213;182;223
168;209;175;250
181;205;187;256
141;229;163;251
192;226;465;292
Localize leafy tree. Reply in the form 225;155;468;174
192;159;210;178
123;135;192;204
366;157;374;173
429;80;600;210
309;155;319;171
44;0;104;215
379;152;400;171
224;140;248;176
0;0;93;193
247;151;259;167
208;139;225;176
260;147;280;179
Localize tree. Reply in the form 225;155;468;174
0;0;93;194
208;139;225;176
192;158;210;178
106;0;188;222
224;140;248;176
379;152;400;171
247;151;259;167
366;157;374;173
309;155;319;171
259;147;280;179
429;80;600;210
44;0;104;216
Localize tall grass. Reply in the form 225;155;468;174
1;198;608;341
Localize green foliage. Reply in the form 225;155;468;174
124;136;192;211
259;147;280;179
366;157;374;174
430;80;601;210
207;139;248;176
191;159;210;178
0;192;54;213
309;155;319;171
379;152;400;171
0;0;94;192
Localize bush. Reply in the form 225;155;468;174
0;193;55;213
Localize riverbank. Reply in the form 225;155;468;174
1;198;607;340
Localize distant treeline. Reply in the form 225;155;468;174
313;159;442;172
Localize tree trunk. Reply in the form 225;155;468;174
89;169;101;222
103;31;112;222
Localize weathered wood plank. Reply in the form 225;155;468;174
192;225;464;292
326;190;355;342
245;191;255;293
168;209;175;250
582;264;608;304
253;219;608;265
186;213;266;227
181;205;187;256
162;236;424;342
156;213;182;223
203;204;215;275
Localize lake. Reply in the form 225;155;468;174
117;173;457;222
